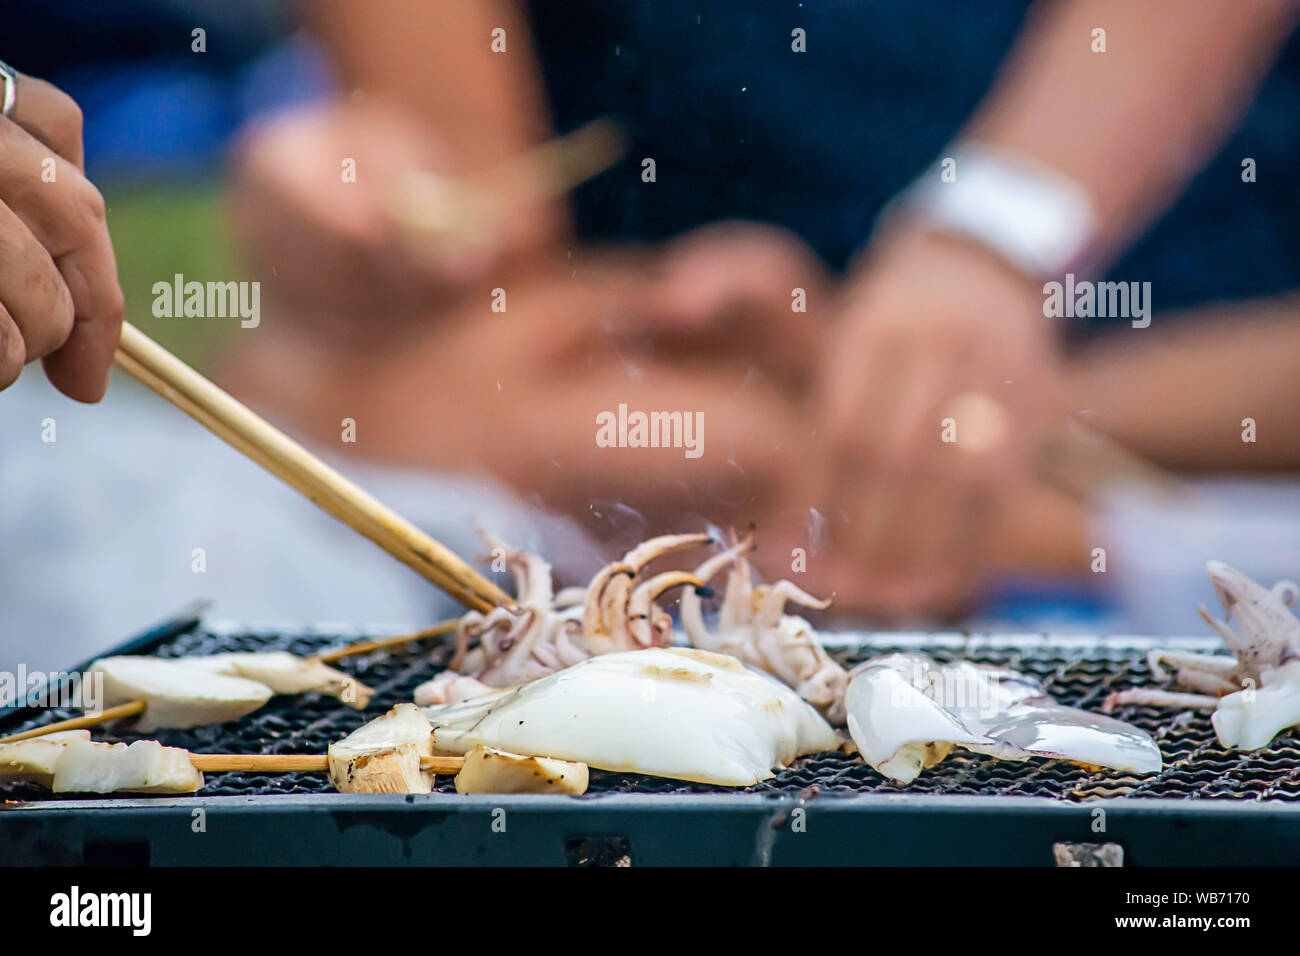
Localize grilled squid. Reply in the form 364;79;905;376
1104;561;1300;750
846;653;1163;783
414;532;710;704
680;534;848;723
423;647;840;787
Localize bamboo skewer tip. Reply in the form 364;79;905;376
313;619;460;664
0;699;146;744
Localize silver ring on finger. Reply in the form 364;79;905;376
0;59;18;119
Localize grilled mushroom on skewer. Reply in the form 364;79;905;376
0;733;208;794
51;739;207;794
328;703;436;794
0;731;463;796
0;653;374;743
0;711;586;796
327;706;589;795
454;746;588;795
183;652;373;708
92;656;275;732
0;730;92;787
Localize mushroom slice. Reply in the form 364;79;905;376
90;656;274;732
424;647;840;787
185;652;373;709
328;703;434;794
91;657;274;731
454;746;589;795
0;730;92;788
51;739;204;794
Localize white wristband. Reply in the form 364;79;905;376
881;143;1098;279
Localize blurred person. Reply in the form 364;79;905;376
226;1;1300;618
815;0;1299;612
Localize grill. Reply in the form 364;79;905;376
4;612;1300;866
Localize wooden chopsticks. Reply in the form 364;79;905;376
114;322;511;613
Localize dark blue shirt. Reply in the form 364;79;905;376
528;1;1300;324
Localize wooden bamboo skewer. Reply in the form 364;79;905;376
392;117;626;241
484;116;627;207
114;322;511;613
0;740;464;778
0;701;147;744
188;753;464;775
312;618;459;664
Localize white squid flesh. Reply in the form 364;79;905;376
845;653;1162;783
422;647;840;787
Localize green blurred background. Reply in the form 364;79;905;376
106;180;238;371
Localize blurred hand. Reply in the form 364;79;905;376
229;97;565;345
620;222;829;392
0;71;124;401
818;226;1064;616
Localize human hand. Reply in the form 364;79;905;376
620;222;830;392
818;226;1065;616
229;97;566;344
0;69;124;401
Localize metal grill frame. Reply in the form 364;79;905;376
3;609;1300;866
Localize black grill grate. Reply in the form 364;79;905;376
6;626;1300;802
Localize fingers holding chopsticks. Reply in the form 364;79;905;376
0;199;74;386
0;69;124;402
7;72;86;170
